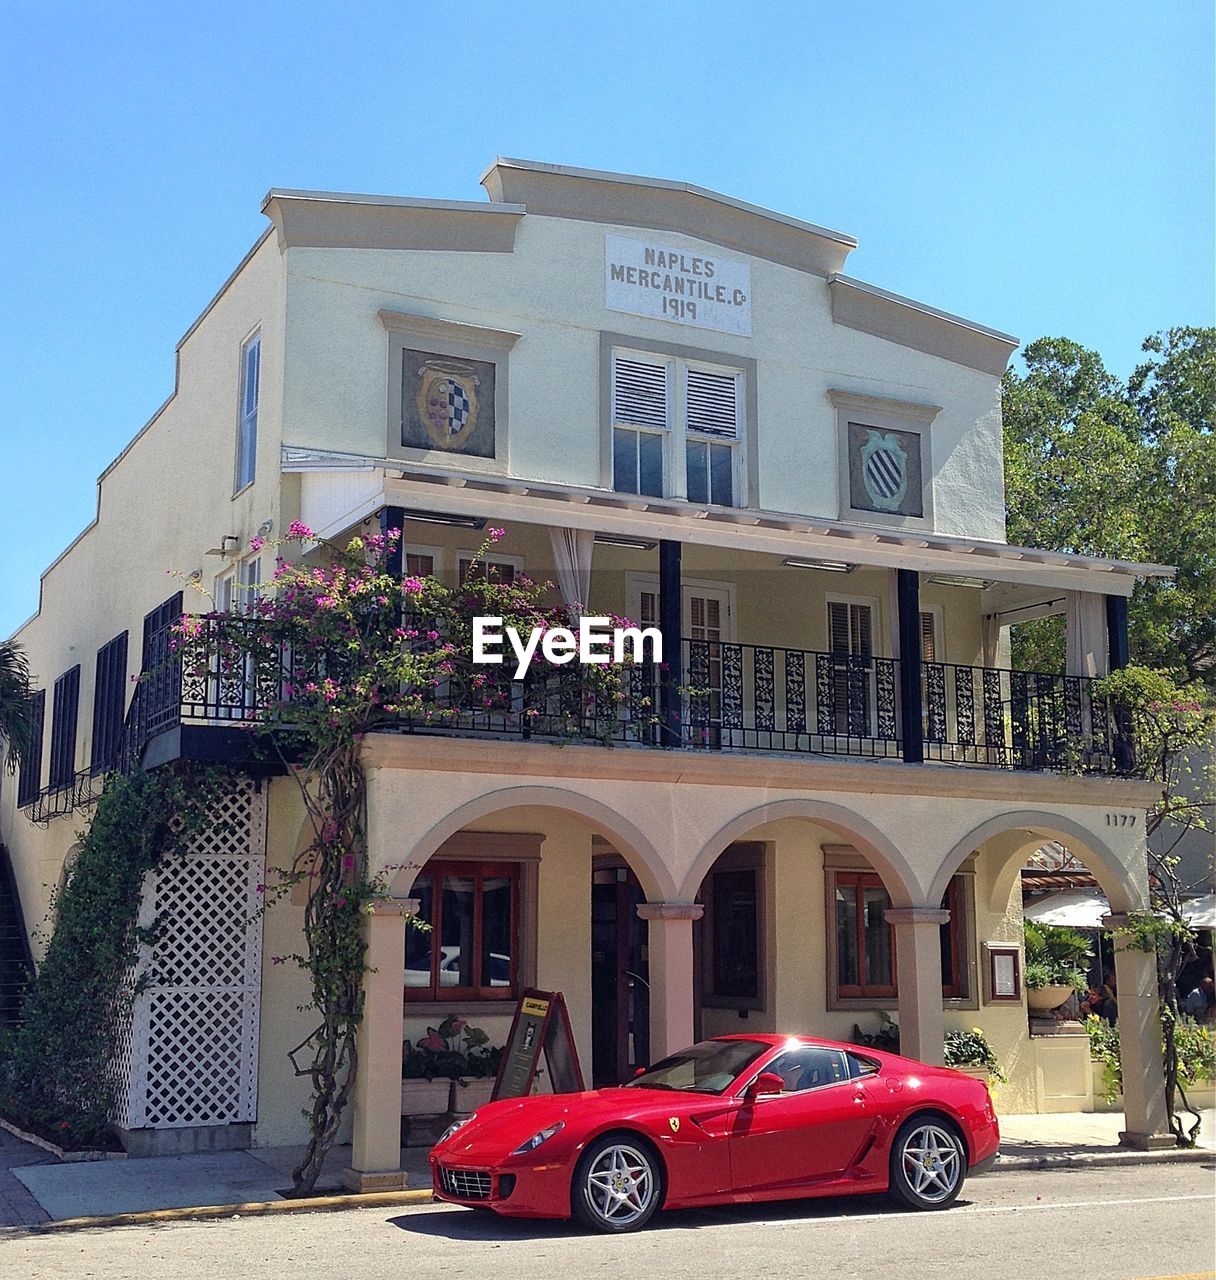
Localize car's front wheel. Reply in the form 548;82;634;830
572;1135;662;1233
887;1116;966;1210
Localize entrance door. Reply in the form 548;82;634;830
591;866;649;1086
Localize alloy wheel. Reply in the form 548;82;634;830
582;1142;656;1227
899;1122;963;1203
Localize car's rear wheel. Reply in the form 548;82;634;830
571;1135;661;1233
887;1116;966;1210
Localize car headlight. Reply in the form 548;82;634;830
510;1121;564;1155
439;1116;473;1145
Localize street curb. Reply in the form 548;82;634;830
0;1187;436;1236
993;1147;1214;1172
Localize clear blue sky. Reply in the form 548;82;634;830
1;1;1212;638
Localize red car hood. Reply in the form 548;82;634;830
435;1087;717;1162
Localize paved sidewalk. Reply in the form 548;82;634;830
2;1112;1212;1229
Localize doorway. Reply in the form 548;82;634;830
591;863;650;1086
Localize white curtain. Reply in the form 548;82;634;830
549;526;595;618
1065;591;1108;677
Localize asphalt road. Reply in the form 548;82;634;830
4;1162;1213;1280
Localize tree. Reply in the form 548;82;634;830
0;640;35;772
1002;330;1216;682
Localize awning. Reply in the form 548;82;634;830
1024;890;1216;931
1023;891;1110;929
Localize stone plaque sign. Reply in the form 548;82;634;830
605;234;752;336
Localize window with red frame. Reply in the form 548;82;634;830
405;861;520;1001
834;872;966;1001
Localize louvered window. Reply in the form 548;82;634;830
91;631;129;775
920;612;938;663
685;367;740;506
611;350;745;504
48;665;81;791
16;690;45;808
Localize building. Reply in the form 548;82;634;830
0;159;1179;1185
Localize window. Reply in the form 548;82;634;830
831;870;970;1005
405;861;520;1001
764;1046;850;1092
459;555;518;586
48;666;81;791
700;844;763;1009
920;611;939;663
16;689;45;807
234;331;260;492
91;631;128;775
406;552;436;579
611;350;743;505
216;559;260;614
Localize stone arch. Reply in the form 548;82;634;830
676;798;921;906
385;784;675;901
926;810;1144;915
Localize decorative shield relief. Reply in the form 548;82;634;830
415;363;481;450
860;430;908;512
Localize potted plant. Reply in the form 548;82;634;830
403;1015;504;1117
944;1027;1007;1087
451;1024;503;1115
1023;920;1090;1013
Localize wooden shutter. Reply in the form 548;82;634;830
91;631;129;774
406;553;435;578
142;592;183;662
16;690;45;807
685;368;738;439
920;612;938;663
612;356;669;430
48;665;81;790
828;601;872;657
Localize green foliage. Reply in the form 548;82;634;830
0;767;236;1148
403;1015;502;1082
1086;1013;1214;1105
944;1026;1007;1083
1002;330;1216;684
1022;920;1091;993
0;640;35;772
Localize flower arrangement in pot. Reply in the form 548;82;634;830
1023;920;1091;1013
402;1015;503;1116
944;1026;1007;1085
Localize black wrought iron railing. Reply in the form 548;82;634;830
26;614;1136;800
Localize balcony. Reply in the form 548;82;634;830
130;616;1133;779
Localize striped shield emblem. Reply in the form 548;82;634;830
860;430;908;512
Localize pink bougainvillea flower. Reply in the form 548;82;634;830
288;520;315;540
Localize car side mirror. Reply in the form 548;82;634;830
633;1067;647;1078
745;1071;785;1101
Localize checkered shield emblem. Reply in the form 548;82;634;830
416;363;481;450
860;430;908;512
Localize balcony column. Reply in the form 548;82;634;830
1105;595;1130;671
637;901;703;1060
896;568;924;764
658;539;683;747
885;906;948;1065
380;505;406;578
1103;914;1174;1149
344;898;413;1192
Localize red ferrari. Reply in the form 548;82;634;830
431;1034;999;1232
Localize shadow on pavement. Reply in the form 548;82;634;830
387;1190;955;1240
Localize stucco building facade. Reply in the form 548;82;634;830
0;159;1177;1184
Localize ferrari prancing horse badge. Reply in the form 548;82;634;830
668;1117;680;1134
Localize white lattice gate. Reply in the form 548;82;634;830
113;779;266;1130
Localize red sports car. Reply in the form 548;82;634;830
431;1033;999;1232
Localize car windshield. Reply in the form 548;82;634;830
625;1039;768;1096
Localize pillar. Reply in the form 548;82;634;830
344;899;411;1192
896;569;923;764
1104;915;1173;1149
380;505;406;578
658;539;683;747
637;901;702;1061
886;906;948;1065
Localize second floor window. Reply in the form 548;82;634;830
235;332;260;492
611;350;743;505
48;665;81;791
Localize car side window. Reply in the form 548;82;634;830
765;1047;850;1093
846;1052;880;1078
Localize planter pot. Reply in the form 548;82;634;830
953;1065;992;1083
401;1078;452;1116
1026;985;1074;1013
451;1079;496;1115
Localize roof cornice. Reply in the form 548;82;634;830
480;156;856;278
